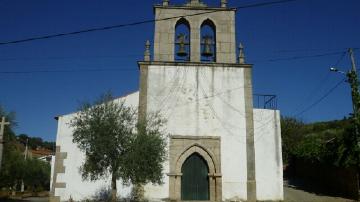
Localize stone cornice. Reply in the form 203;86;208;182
138;61;253;69
153;5;237;12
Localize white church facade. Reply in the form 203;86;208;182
51;0;283;201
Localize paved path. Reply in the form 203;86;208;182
284;186;356;202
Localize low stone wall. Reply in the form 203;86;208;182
287;158;359;200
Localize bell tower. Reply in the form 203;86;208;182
153;0;236;63
138;1;257;201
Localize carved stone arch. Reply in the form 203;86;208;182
175;143;217;174
175;17;191;30
168;136;222;201
199;17;217;30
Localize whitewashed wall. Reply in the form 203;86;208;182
54;92;139;201
254;109;283;201
144;65;248;201
53;66;283;201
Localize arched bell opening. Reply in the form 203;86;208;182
175;18;191;61
200;19;216;62
181;153;210;201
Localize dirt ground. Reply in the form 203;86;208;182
1;187;357;202
16;191;357;202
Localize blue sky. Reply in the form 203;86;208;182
0;0;359;141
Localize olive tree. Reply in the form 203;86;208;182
70;93;166;202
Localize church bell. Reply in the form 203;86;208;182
201;35;214;57
176;33;189;57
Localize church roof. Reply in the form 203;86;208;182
54;90;139;120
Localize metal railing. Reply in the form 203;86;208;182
253;94;277;110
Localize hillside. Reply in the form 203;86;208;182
282;117;356;168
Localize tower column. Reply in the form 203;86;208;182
244;68;257;202
190;22;201;62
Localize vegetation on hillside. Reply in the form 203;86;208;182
0;106;51;196
17;134;55;151
282;116;358;168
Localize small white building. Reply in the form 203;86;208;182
51;1;283;201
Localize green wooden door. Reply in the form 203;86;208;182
181;153;210;200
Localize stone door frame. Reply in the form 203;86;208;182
168;136;222;202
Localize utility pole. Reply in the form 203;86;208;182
348;49;360;199
0;116;10;171
347;48;360;149
331;48;360;200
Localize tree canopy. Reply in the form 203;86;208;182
0;106;51;195
70;93;167;201
281;116;358;168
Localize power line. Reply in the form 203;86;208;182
250;51;346;63
0;0;298;46
0;51;341;64
293;78;346;117
334;51;348;67
0;49;350;74
0;68;135;74
290;51;347;114
275;48;349;53
0;55;143;62
2;47;355;62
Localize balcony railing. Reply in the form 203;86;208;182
253;94;277;110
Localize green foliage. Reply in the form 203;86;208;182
0;148;26;188
0;106;22;188
23;158;51;192
70;92;167;199
17;134;55;151
281;116;305;164
71;93;137;181
0;106;51;192
335;122;359;167
124;115;167;185
281;116;358;168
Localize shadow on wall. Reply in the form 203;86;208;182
284;158;359;200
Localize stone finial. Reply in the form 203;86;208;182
238;43;245;64
163;0;169;6
221;0;227;8
144;40;151;61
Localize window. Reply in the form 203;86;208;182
175;18;191;61
200;19;216;62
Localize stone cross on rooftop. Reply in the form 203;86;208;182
0;117;10;140
190;0;200;4
185;0;207;7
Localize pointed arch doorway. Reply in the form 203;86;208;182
181;153;209;200
168;136;222;201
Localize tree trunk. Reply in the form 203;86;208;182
133;183;145;201
12;182;17;196
111;173;117;202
